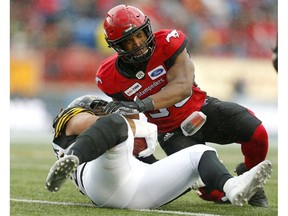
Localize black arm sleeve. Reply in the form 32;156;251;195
68;114;128;164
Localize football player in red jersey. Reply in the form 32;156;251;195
96;4;269;207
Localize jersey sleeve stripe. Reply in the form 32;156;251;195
55;108;94;138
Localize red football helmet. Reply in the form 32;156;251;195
103;4;156;64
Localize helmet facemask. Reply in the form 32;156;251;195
89;99;108;116
68;95;108;116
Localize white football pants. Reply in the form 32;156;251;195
75;120;216;209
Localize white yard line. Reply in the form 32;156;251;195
10;198;222;216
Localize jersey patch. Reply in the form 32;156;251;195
124;82;142;97
95;76;102;85
136;78;165;98
165;29;180;42
147;65;166;80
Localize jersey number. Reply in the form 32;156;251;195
149;96;190;118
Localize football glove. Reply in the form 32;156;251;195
104;97;154;115
133;119;158;158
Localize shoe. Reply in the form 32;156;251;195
235;162;269;207
46;155;79;192
224;160;272;206
247;189;268;207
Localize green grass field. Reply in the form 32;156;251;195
10;141;278;216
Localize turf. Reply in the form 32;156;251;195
10;142;278;216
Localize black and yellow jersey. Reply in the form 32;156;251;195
52;107;94;150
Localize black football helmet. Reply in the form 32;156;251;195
53;95;108;129
67;95;108;114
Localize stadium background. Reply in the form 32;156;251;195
10;0;277;142
8;1;279;215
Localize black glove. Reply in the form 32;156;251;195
104;97;154;115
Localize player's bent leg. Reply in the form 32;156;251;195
195;149;233;204
224;160;272;206
126;144;214;209
46;155;79;192
239;123;269;207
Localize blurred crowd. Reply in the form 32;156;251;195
10;0;278;134
10;0;277;84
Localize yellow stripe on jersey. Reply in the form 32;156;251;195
54;107;94;138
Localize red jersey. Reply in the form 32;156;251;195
96;29;207;133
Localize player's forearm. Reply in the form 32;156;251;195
149;50;194;110
150;82;192;110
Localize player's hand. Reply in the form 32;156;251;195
104;101;140;115
138;127;158;158
133;119;158;158
139;139;158;158
104;97;154;115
